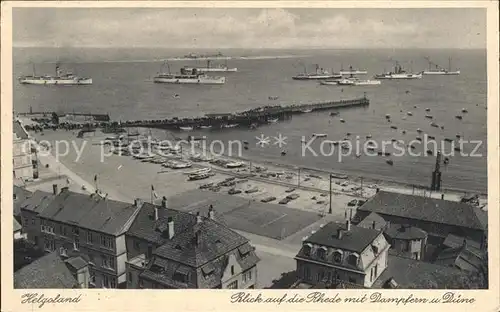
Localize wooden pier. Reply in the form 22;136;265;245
118;97;369;130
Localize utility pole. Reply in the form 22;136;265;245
329;174;333;214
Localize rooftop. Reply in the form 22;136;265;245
13;120;29;140
13;185;33;217
384;224;428;240
443;233;482;251
13;218;22;232
38;190;142;236
357;212;387;230
65;256;88;271
372;255;469;289
304;221;381;253
434;246;485;273
14;252;79;288
19;190;56;215
358;191;487;230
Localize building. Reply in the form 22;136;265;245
20;186;143;288
357;212;428;261
14;252;81;288
13;120;37;180
355;191;487;248
371;254;473;289
13;185;33;222
126;199;260;289
14;218;26;241
294;220;390;288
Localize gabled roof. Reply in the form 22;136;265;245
303;221;380;253
13;120;29;140
443;234;481;250
372;255;468;289
153;220;249;267
384;224;428;240
65;256;88;271
13;186;33;217
38;190;141;235
19;190;55;214
14;252;78;288
357;212;387;230
434;246;485;272
13;218;22;232
358;191;487;230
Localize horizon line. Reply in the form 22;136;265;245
12;46;486;50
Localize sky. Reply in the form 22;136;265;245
13;8;486;49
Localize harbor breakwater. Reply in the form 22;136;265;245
20;97;369;131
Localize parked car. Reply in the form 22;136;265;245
285;188;296;193
261;196;276;203
228;188;242;195
286;193;300;200
348;199;358;206
279;198;291;204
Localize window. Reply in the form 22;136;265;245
72;227;80;235
73;237;80;250
41;220;54;234
31;218;35;225
59;247;67;257
139;279;144;288
403;240;410;252
128;272;133;282
242;270;252;283
317;248;326;260
348;277;356;284
333;251;342;263
304;266;311;281
88;254;94;265
347;254;359;266
414;252;420;260
100;235;114;249
303;245;312;257
230;265;235;275
103;275;110;288
374;264;378;278
370;267;374;282
110;277;117;288
101;255;115;270
44;238;55;252
87;231;93;244
227;280;238;289
134;240;140;250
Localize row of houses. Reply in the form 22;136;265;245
291;190;488;289
13;185;488;289
14;185;260;289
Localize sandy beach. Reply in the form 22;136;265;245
27;126;487;213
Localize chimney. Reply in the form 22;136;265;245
161;196;167;208
372;220;376;229
208;205;215;220
196;211;202;223
154;206;159;221
134;198;143;208
337;229;343;239
52;184;58;195
168;217;174;239
441;194;445;200
346;219;351;231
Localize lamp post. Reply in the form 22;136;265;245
329;174;333;214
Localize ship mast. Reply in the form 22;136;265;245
448;57;452;72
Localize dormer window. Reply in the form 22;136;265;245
333;250;343;263
317;247;327;260
303;243;312;257
347;253;359;266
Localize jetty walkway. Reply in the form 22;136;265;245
18;97;369;132
118;97;369;130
